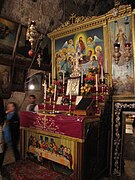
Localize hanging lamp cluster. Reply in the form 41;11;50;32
112;0;132;65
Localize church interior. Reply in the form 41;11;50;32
0;0;135;179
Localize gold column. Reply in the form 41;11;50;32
51;38;56;80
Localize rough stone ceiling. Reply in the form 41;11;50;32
0;0;134;34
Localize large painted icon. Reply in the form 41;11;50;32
55;26;104;80
0;65;11;98
26;132;74;171
0;17;18;50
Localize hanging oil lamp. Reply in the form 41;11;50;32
26;20;39;49
124;43;131;62
113;19;121;64
124;16;132;63
113;43;121;64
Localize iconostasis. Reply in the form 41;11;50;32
48;4;135;96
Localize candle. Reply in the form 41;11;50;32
81;68;83;84
63;71;65;85
95;74;98;92
44;81;47;100
54;84;57;101
101;65;104;82
49;73;51;87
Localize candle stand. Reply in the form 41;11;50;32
99;79;105;94
52;84;57;112
67;99;72;116
95;91;101;116
52;101;56;114
99;78;109;95
81;83;83;89
95;91;98;107
43;99;46;114
62;83;65;96
49;96;52;105
42;80;47;114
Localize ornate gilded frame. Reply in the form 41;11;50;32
111;96;135;176
106;5;134;95
48;5;135;95
48;13;108;81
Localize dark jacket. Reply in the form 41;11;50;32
0;98;5;125
8;112;20;129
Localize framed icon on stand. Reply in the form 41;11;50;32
66;77;80;96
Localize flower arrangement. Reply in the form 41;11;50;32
47;84;55;95
80;66;97;96
84;76;95;86
47;80;62;96
88;66;98;74
85;66;97;86
80;83;91;96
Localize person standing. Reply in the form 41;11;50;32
26;95;38;112
3;102;20;162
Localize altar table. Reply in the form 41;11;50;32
20;111;109;180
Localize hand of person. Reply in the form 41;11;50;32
3;120;9;129
5;110;11;114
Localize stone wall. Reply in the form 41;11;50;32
0;0;114;34
1;0;134;34
1;0;63;33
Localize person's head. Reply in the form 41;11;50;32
79;37;83;41
87;50;92;57
6;102;17;112
92;56;96;61
28;95;36;104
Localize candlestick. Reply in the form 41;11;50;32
63;71;65;85
49;73;51;87
43;81;47;113
81;68;83;84
68;82;72;116
54;84;57;102
69;82;72;100
95;74;98;92
101;65;104;82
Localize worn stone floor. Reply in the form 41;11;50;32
0;147;135;180
101;160;135;180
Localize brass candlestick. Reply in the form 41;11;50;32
49;96;52;105
100;77;109;95
61;83;65;105
95;90;101;116
42;79;47;114
81;83;83;89
52;101;56;114
67;99;72;116
63;83;65;95
43;99;46;114
100;79;105;94
95;91;98;107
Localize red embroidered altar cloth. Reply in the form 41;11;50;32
20;112;92;139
